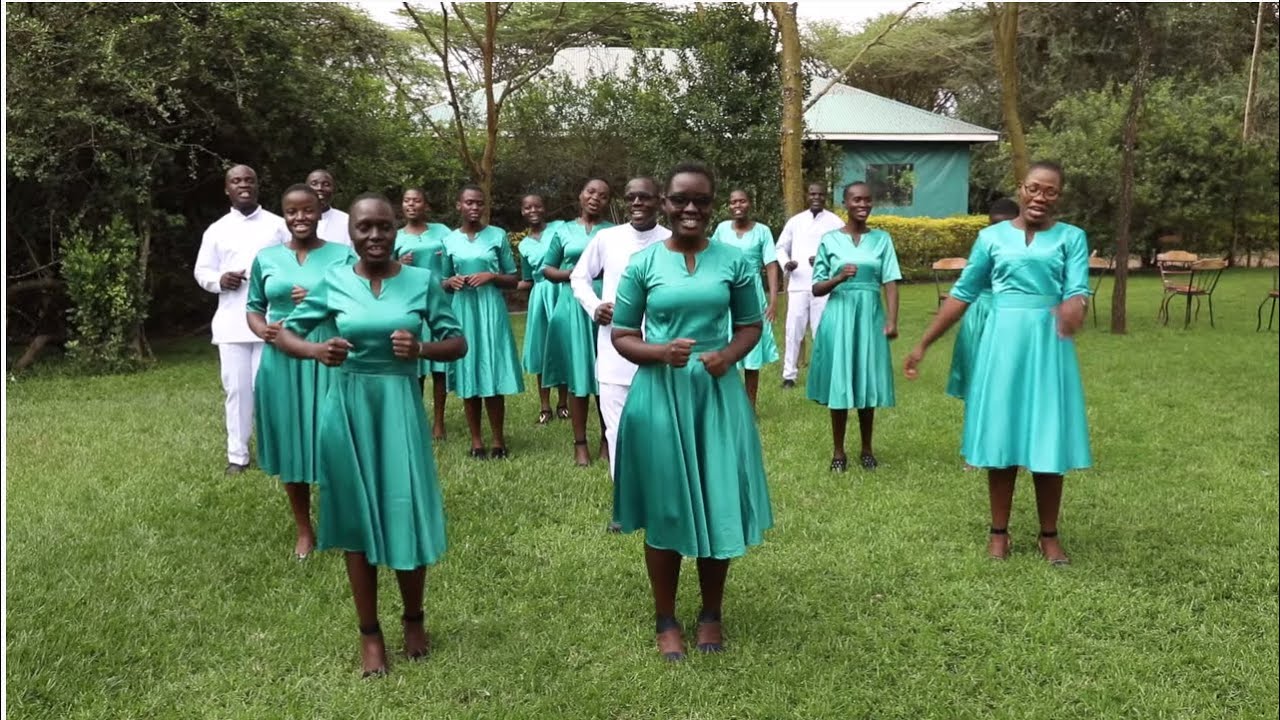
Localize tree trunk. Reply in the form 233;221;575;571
11;334;57;374
480;2;499;224
134;201;154;360
989;3;1028;183
1243;0;1266;141
769;2;805;216
1110;5;1153;335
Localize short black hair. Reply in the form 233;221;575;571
989;198;1020;218
402;187;427;199
281;183;319;204
628;176;659;192
457;184;485;200
665;160;716;195
520;193;545;204
582;177;612;192
842;181;869;199
350;191;392;209
1027;160;1066;185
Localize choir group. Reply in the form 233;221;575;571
193;159;1092;674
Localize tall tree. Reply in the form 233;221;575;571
1110;4;1155;335
768;2;805;216
1244;1;1267;140
989;2;1028;183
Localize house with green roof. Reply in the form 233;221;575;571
426;47;998;218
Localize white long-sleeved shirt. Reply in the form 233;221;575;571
193;206;285;344
318;207;352;246
571;222;671;386
775;208;844;292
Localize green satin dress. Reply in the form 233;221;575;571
949;220;1092;474
611;241;773;559
394;223;453;377
247;241;355;484
946;288;993;400
517;221;563;375
710;220;780;370
283;264;461;569
540;219;614;396
442;226;525;399
806;228;902;410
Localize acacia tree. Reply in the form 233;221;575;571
989;2;1028;183
1110;3;1155;335
767;2;805;216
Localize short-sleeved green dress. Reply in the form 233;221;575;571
395;223;453;377
806;228;902;410
540;219;614;395
247;241;355;484
283;264;461;569
710;220;780;370
948;220;1092;474
946;287;993;400
517;221;564;375
611;241;773;559
441;226;525;399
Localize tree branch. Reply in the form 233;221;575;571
402;2;481;178
804;2;923;112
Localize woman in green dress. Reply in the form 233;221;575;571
394;187;454;440
611;161;771;661
709;189;780;411
905;161;1091;565
274;193;467;677
946;198;1019;401
807;182;901;472
515;194;568;424
541;178;614;466
247;184;355;559
442;185;525;459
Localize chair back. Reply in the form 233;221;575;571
931;257;967;306
1157;251;1199;290
1189;258;1227;295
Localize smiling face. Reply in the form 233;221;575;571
350;198;397;267
806;183;827;213
401;189;427;222
457;188;486;225
521;195;545;227
282;190;321;242
728;190;751;220
306;170;335;211
663;172;714;242
579;179;610;217
623;178;660;228
843;183;872;224
224;165;259;212
1018;166;1063;225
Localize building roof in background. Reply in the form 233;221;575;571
427;47;998;143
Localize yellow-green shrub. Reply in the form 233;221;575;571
834;212;989;280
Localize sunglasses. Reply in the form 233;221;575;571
665;194;714;210
623;192;656;202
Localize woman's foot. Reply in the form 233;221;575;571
536;408;553;425
988;527;1010;561
655;615;685;662
432;426;447;442
1038;531;1070;566
556;404;570;420
359;623;388;678
859;452;878;470
694;609;725;653
490;446;509;460
402;611;431;660
830;454;848;472
469;447;488;460
293;530;316;561
573;440;591;467
598;437;609;463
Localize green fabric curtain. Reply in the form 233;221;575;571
838;141;972;218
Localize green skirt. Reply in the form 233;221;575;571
734;273;779;371
946;291;993;400
254;330;337;485
522;280;559;375
806;284;895;410
316;369;448;570
447;285;525;398
541;280;597;396
613;352;773;559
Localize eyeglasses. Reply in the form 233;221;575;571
1022;184;1061;201
623;192;656;202
665;194;714;210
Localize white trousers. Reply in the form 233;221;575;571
599;381;630;479
782;290;827;381
218;342;263;465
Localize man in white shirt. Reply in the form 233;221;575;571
570;177;669;496
307;169;352;246
775;182;845;388
193;164;285;474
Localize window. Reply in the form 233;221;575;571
866;163;916;207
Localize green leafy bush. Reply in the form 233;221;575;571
61;215;150;373
832;212;990;280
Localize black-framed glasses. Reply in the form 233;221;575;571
623;191;656;202
1022;184;1061;201
665;194;714;210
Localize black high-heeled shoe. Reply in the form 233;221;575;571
490;446;509;459
402;611;430;661
556;404;570;420
860;452;879;470
830;455;848;472
359;623;387;678
536;408;553;425
469;447;488;460
1038;530;1071;566
988;526;1010;561
655;614;685;662
695;609;725;653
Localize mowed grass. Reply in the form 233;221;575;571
6;271;1278;720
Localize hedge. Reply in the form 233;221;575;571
851;214;989;281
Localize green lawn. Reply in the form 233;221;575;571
6;272;1279;720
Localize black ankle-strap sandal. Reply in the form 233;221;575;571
695;609;724;654
830;456;848;472
358;623;387;678
1037;531;1071;566
654;614;685;662
990;527;1008;535
402;612;430;661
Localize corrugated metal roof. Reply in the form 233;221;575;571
426;47;998;142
